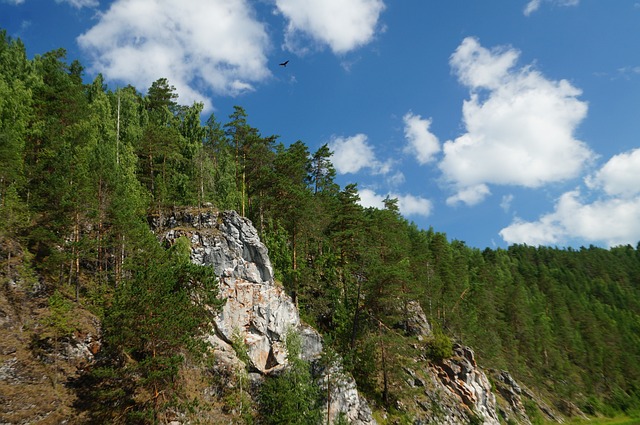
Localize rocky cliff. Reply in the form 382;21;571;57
155;209;375;424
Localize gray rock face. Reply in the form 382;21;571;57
491;370;532;425
434;344;500;425
161;210;303;373
397;301;503;425
401;300;433;340
158;209;375;424
315;361;376;425
491;369;563;424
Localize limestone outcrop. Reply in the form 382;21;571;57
394;301;503;424
156;209;375;424
432;344;500;424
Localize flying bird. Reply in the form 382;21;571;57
279;60;289;67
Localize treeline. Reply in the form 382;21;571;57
1;29;640;421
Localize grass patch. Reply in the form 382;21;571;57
552;416;640;425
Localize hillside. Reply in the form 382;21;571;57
1;29;640;423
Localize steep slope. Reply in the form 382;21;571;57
155;208;561;424
0;208;580;424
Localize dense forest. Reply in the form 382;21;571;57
1;29;640;423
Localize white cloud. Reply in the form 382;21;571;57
4;0;101;8
500;190;640;247
275;0;385;55
500;194;514;212
440;37;593;206
524;0;579;16
358;188;385;209
57;0;98;8
328;134;392;175
524;0;542;15
446;184;491;206
449;38;519;90
500;216;564;246
357;189;433;218
77;0;271;109
387;171;405;187
585;148;640;198
502;149;640;247
328;134;375;174
403;112;440;164
397;193;433;217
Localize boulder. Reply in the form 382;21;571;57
399;300;432;340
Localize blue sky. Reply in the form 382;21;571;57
2;0;640;249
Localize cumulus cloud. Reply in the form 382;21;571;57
585;148;640;198
440;37;593;205
397;193;434;217
358;189;433;218
328;134;392;175
77;0;271;109
501;147;640;247
275;0;385;55
500;190;640;247
403;112;440;164
524;0;579;16
328;134;375;174
446;184;491;207
358;188;385;209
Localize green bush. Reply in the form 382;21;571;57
425;329;453;361
258;330;322;424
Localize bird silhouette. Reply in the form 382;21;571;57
279;60;289;67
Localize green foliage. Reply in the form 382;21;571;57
231;328;252;367
0;184;29;238
425;328;454;362
82;233;223;423
523;398;544;425
41;290;77;339
258;329;323;425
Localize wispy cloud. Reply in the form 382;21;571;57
275;0;385;55
440;37;593;206
77;0;271;110
524;0;579;16
3;0;97;7
500;194;514;213
58;0;98;8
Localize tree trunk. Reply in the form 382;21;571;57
379;322;390;406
